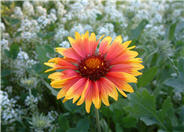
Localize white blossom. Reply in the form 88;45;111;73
0;22;5;31
14;7;24;18
36;6;47;16
59;41;70;48
47;111;58;122
1;90;23;124
1;39;9;50
23;1;34;16
25;94;38;107
55;27;69;42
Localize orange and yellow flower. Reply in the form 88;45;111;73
44;31;144;113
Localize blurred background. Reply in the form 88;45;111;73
1;0;184;132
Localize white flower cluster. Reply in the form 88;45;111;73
47;111;58;122
1;38;9;50
0;22;5;32
25;94;39;107
13;50;37;78
54;26;69;43
0;90;23;124
97;23;116;39
59;41;70;48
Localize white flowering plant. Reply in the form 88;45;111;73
1;0;184;132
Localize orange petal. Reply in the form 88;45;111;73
107;72;137;83
77;79;90;106
51;76;77;88
92;82;100;109
65;78;86;99
99;36;112;55
55;47;82;61
106;38;126;61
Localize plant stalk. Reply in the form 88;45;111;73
95;109;101;132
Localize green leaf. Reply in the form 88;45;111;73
3;16;20;25
58;114;70;131
130;19;148;40
5;43;19;59
66;119;89;132
177;106;184;122
100;119;111;132
140;116;157;126
96;13;103;20
36;45;48;63
76;119;89;132
168;22;177;40
138;66;158;88
164;72;184;93
121;116;137;128
126;89;169;130
36;44;54;63
158;97;176;131
115;123;124;132
126;89;156;118
1;69;11;77
63;100;82;113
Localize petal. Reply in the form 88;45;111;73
75;32;81;40
51;74;79;88
68;37;85;58
122;41;132;48
122;83;134;93
65;78;86;99
86;33;97;55
77;79;90;106
117;88;127;97
82;31;89;40
57;89;66;99
48;72;63;80
114;35;123;44
99;36;112;55
85;99;92;113
128;45;136;50
109;87;118;101
61;70;78;78
101;94;110;106
55;47;82;61
92;82;100;109
106;72;137;83
109;50;139;65
56;77;81;99
84;81;100;110
62;98;68;103
106;39;126;61
68;37;75;45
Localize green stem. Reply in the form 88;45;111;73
95;109;101;132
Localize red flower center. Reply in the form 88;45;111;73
78;55;110;81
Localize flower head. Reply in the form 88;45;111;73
44;31;144;113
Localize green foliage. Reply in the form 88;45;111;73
5;43;19;59
126;89;179;131
130;19;148;40
138;66;158;88
164;59;184;93
66;119;89;132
